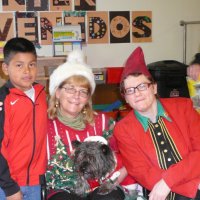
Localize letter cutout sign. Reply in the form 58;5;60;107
87;11;109;44
132;11;152;43
15;12;39;44
110;11;130;43
0;13;14;41
2;0;25;11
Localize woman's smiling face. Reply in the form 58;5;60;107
55;76;91;118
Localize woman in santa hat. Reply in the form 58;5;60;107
45;50;135;200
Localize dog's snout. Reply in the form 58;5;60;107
79;161;88;173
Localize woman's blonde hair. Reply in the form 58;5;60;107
48;75;95;125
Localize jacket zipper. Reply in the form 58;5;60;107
26;87;45;185
26;103;36;185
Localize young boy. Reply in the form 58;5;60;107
0;37;47;200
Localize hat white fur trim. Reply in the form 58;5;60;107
84;136;108;145
49;50;96;96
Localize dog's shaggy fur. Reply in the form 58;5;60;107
47;138;125;200
72;140;116;196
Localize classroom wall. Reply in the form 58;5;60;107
1;0;200;68
85;0;200;67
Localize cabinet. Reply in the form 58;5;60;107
92;84;123;105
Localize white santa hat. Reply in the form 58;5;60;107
49;50;96;96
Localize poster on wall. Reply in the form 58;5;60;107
132;11;152;43
87;11;109;44
40;12;62;45
26;0;49;11
64;11;86;42
15;12;39;44
2;0;25;11
74;0;96;11
109;11;130;43
50;0;72;11
0;13;14;41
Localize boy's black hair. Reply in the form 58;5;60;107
3;37;37;64
191;53;200;65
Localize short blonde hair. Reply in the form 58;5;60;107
48;75;95;125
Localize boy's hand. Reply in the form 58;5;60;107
6;191;23;200
0;102;3;111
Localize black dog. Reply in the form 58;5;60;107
48;136;125;200
72;138;116;196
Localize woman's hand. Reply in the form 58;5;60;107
149;179;170;200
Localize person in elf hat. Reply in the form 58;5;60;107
113;47;200;200
45;50;135;200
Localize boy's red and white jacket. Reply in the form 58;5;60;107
0;81;47;197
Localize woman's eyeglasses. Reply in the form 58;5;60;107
61;86;89;98
124;82;152;95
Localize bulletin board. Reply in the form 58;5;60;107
0;1;152;47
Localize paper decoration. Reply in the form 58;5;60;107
75;0;96;11
53;25;82;42
26;0;49;11
53;41;82;56
0;42;6;59
50;0;72;11
2;0;25;11
64;11;86;42
52;25;82;56
0;2;153;45
87;11;109;44
132;11;152;43
15;12;39;44
72;41;82;50
40;12;62;45
110;11;130;43
0;13;14;41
